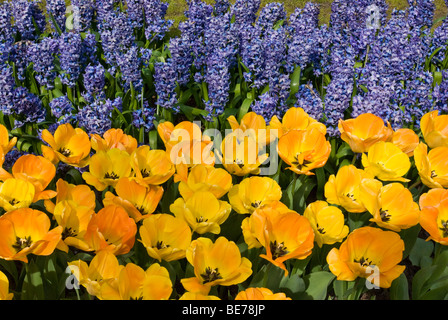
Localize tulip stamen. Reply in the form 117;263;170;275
201;267;222;284
431;170;438;178
439;220;448;238
12;236;32;252
379;208;391;222
104;171;120;180
345;193;355;201
154;240;170;250
141;168;151;178
62;227;77;239
251;200;262;208
270;240;289;260
9;198;20;206
292;154;312;170
196;216;209;223
316;223;326;234
58;147;72;157
354;256;373;267
234;158;245;168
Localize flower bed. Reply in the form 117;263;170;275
0;0;448;301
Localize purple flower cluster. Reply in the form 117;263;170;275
154;60;179;113
46;0;67;33
144;0;173;41
27;38;60;90
59;32;83;88
132;101;156;132
77;97;123;135
11;86;46;128
10;0;46;40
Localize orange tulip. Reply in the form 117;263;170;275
103;177;163;222
327;226;405;288
419;188;448;211
338;113;393;153
235;287;291;300
277;127;331;176
414;142;448;189
0;208;63;263
391;128;420;157
269;107;327;138
90;128;138;154
83;204;137;255
420;198;448;245
420;110;448;149
41;123;91;167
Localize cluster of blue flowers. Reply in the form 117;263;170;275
0;0;447;141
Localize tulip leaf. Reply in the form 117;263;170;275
21;260;45;300
279;274;306;299
408;237;434;268
390;273;409;300
298;271;335;300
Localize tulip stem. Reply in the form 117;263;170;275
408;178;421;191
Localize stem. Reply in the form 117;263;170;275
408;177;421;191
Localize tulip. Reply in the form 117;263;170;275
0;178;35;212
228;176;282;214
139;213;192;262
359;180;420;232
227;111;275;146
178;164;232;200
103;177;163;222
324;164;373;213
130;146;175;186
420;198;448;245
0;154;57;202
83;204;137;255
235;287;291;300
304;201;349;247
0;124;17;155
338;113;393;153
41;123;91;167
277;127;331;176
100;262;173;300
0;270;13;300
420;110;448;149
82;148;132;191
0;208;63;263
361;141;411;182
90;128;138;154
414;142;448;189
327;226;406;288
170;191;231;235
181;237;252;295
179;292;220;300
68;250;124;298
269;107;327;139
157;120;207;155
419;188;448;210
391;128;419;157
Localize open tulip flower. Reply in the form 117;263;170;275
269;106;327;139
139;213;192;262
324;164;373;213
90;128;138;154
100;262;173;300
181;236;252;295
130;146;175;186
304;201;349;247
361;141;411;182
0;154;57;202
420;198;448;246
277;127;331;176
0;208;63;263
0;124;17;155
68;250;124;298
103;177;164;222
414;142;448;189
0;270;13;300
157;120;209;155
170;191;231;235
228;176;282;214
178;164;232;199
235;287;291;300
420;110;448;149
338;113;394;153
41;123;91;167
0;178;36;212
227;111;275;146
83;204;137;255
359;179;420;232
327;226;405;288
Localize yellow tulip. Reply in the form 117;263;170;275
178;164;232;199
170;191;231;235
68;250;124;298
269;107;327;138
235;287;291;300
103;177;164;222
277;127;331;176
157;120;207;155
327;226;406;288
420;198;448;245
0;208;63;263
227;111;274;146
82;148;132;191
228;176;282;214
83;204;137;255
414;142;448;189
391;128;419;157
0;178;35;212
100;262;173;300
0;124;17;155
359;180;420;232
361;141;411;182
41;123;91;167
420;110;448;149
338;113;393;153
0;270;13;300
130;146;175;186
181;237;252;295
53;200;94;252
179;292;221;300
90;128;138;154
324;165;373;213
139;213;192;262
303;201;349;247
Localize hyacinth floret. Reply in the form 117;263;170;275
77;97;122;135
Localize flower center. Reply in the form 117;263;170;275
58;147;72;157
439;220;448;238
270;240;289;260
9;198;20;206
62;227;77;240
141;168;151;178
196;216;209;223
251;200;262;208
12;236;32;252
379;208;391;222
201;267;222;284
354;256;373;267
316;223;326;234
154;240;170;250
431;170;438;178
104;171;120;179
292;154;312;170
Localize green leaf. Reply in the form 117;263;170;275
21;260;45;300
408;237;434;268
299;271;335;300
237;98;253;121
279;274;306;299
390;273;409;300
